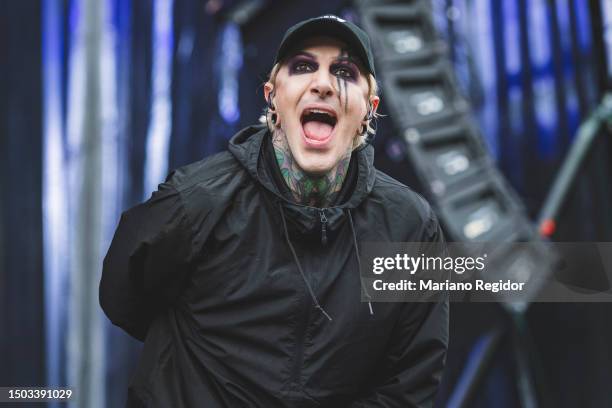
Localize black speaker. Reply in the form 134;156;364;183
401;118;491;196
360;2;445;67
381;63;468;130
436;174;535;242
357;0;540;244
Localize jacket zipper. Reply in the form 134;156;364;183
291;295;312;390
319;209;328;246
290;210;328;390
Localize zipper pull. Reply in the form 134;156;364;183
319;210;328;246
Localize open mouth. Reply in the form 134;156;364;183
300;108;337;144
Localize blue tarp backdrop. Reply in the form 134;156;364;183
1;0;612;407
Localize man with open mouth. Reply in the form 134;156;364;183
101;14;449;408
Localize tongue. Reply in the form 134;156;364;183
303;121;333;141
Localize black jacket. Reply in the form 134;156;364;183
100;125;449;408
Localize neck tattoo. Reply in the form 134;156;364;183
272;129;351;207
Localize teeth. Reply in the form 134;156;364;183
305;108;335;118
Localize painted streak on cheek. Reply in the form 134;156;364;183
344;78;348;113
336;75;342;109
336;76;349;114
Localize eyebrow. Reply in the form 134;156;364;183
289;51;360;67
334;55;359;66
289;51;317;60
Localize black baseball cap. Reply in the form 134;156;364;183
273;15;376;77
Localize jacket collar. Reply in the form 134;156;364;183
228;124;376;235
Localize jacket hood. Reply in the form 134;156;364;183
228;124;377;211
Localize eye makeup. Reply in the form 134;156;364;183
331;62;358;81
286;52;362;80
284;49;363;111
335;47;366;74
336;50;357;111
287;53;318;75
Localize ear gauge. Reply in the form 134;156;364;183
360;105;373;135
267;91;279;125
360;102;379;136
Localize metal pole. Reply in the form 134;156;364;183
537;94;612;237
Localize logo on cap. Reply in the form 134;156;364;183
321;15;346;23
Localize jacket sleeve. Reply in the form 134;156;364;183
349;212;449;408
99;181;193;341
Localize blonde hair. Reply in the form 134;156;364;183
265;63;381;148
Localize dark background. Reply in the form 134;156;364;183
2;0;612;407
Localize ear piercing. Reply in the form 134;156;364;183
360;106;374;135
267;93;278;125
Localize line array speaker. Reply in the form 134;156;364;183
357;0;554;306
359;0;538;244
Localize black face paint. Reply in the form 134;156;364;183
338;49;350;113
344;77;348;113
336;75;342;108
337;76;348;113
